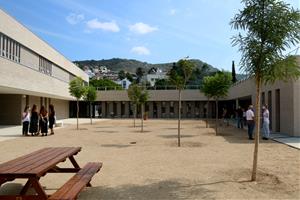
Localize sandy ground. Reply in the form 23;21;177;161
0;119;299;200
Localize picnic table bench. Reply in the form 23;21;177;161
0;147;102;200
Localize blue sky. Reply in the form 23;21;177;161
0;0;299;72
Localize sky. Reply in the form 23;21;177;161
0;0;299;73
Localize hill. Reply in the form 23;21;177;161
73;58;219;74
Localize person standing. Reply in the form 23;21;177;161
262;105;270;140
48;104;55;135
246;105;255;140
237;106;244;129
22;105;30;136
39;105;48;136
29;104;39;136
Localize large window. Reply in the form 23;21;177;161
39;56;52;76
0;33;20;63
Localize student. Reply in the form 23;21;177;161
48;104;55;135
29;104;39;136
262;105;270;140
246;105;255;140
39;105;48;136
22;105;30;136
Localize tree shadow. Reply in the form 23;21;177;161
95;126;115;129
78;179;214;200
101;144;131;148
94;131;119;133
158;135;195;139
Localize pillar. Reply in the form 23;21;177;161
148;102;154;118
117;102;121;118
157;101;162;118
101;102;106;118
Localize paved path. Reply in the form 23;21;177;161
0;118;110;142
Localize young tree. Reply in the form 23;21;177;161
118;70;126;80
136;67;145;83
83;85;97;125
200;77;213;128
232;61;237;83
127;84;141;128
169;59;195;147
201;72;232;135
231;0;300;181
139;89;149;132
69;77;85;130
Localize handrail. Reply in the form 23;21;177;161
96;85;202;91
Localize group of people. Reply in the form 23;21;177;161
243;104;270;140
236;105;270;140
22;104;56;136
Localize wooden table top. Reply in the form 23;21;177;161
0;147;81;177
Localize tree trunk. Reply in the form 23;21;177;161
178;90;181;147
206;99;209;128
251;77;261;181
133;104;136;128
76;100;79;130
215;99;218;135
90;102;92;125
141;104;144;132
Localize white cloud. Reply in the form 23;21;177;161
86;18;120;32
129;22;158;34
131;46;150;55
169;9;177;15
66;13;85;25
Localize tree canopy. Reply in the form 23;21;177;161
169;59;195;90
201;72;232;100
69;77;85;99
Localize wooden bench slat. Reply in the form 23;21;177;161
49;162;102;200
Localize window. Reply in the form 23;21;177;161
0;33;20;63
39;56;52;76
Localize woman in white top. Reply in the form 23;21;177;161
22;105;30;136
262;105;270;140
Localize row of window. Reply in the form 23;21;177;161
39;56;52;76
0;33;20;63
0;32;76;83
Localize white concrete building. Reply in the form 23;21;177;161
0;8;88;125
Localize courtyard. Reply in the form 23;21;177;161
0;119;299;199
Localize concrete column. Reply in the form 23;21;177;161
157;102;162;118
108;102;114;117
165;101;170;118
124;102;129;118
181;101;187;118
101;102;106;118
190;101;195;118
117;102;121;118
174;101;179;118
148;102;154;118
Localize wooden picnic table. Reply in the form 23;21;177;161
0;147;82;200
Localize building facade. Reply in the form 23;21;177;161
0;9;88;125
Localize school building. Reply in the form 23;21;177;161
1;8;299;137
0;8;88;125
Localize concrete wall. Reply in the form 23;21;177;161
0;57;72;99
293;79;300;136
50;98;69;120
0;9;88;82
0;94;22;125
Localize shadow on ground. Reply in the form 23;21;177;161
158;134;195;139
79;179;214;200
101;144;132;148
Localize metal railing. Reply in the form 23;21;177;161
96;85;202;91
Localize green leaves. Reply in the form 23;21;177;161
69;77;85;100
201;72;232;100
231;0;300;83
83;85;97;102
169;59;195;90
127;84;149;105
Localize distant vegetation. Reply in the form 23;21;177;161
89;78;123;90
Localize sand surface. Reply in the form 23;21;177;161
0;119;299;199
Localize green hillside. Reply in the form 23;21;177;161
73;58;219;74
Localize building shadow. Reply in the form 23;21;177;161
78;179;214;200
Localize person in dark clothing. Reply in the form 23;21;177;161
236;106;244;129
39;105;48;136
48;104;56;135
29;104;39;136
